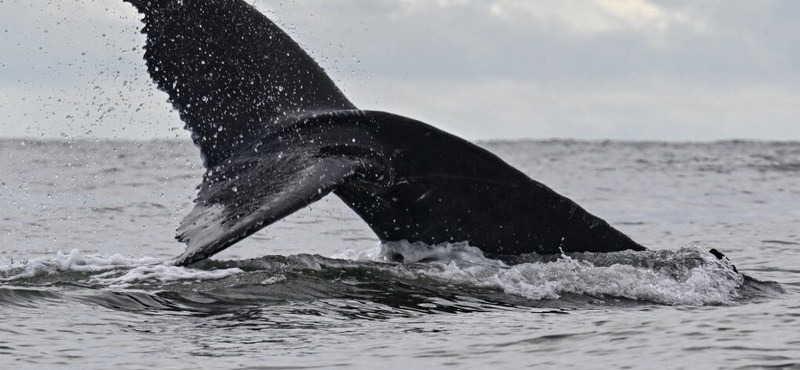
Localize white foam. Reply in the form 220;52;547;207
0;249;159;281
429;253;743;305
330;243;385;262
0;249;243;288
91;264;243;288
3;246;745;305
332;240;505;266
335;243;745;305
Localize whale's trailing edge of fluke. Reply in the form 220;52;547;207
123;0;646;267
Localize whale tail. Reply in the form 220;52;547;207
126;0;646;266
173;125;375;265
124;0;355;168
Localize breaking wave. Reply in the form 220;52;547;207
0;243;783;315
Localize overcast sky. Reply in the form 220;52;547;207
0;0;798;141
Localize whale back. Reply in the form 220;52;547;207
125;0;355;167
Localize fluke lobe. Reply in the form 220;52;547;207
123;0;646;266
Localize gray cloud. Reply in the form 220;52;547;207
0;0;797;141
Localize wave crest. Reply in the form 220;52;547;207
0;244;780;311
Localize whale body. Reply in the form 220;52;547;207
123;0;646;266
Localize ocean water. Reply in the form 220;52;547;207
0;138;798;369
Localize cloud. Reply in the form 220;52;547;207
260;0;800;141
487;0;709;39
261;0;797;87
346;77;800;141
0;0;798;141
0;1;179;139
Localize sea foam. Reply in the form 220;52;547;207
0;249;243;288
1;245;746;305
334;242;745;305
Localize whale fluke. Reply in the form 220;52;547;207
123;0;646;266
126;0;354;168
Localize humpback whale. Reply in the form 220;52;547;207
123;0;646;266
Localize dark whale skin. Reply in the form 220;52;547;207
122;0;645;266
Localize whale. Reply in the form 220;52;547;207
123;0;646;266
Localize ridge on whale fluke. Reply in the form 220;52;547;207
123;0;646;266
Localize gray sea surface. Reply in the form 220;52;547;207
0;139;798;369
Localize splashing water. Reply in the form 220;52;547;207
1;242;773;310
